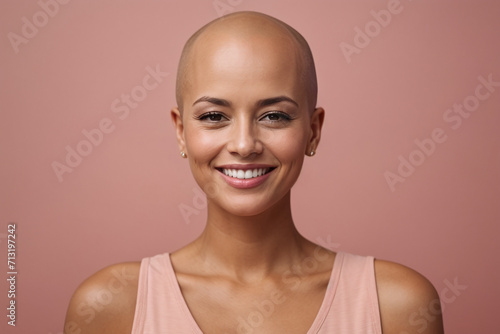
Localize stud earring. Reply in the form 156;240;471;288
180;151;187;158
310;150;315;156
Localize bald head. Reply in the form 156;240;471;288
175;11;318;112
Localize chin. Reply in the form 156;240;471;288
213;191;288;218
220;200;270;217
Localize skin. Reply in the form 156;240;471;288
64;12;444;334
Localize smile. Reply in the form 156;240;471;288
216;165;276;189
221;168;273;179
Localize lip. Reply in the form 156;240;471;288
215;164;276;189
216;164;276;170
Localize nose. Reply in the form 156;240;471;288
226;118;263;158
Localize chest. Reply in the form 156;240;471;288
178;275;330;334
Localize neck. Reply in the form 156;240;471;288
190;192;310;282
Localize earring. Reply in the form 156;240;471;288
310;150;315;156
180;151;187;158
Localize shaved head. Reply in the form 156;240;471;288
175;11;318;112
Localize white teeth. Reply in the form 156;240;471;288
221;168;271;179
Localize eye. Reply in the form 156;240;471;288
198;112;227;122
260;111;292;122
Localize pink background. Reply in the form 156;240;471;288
1;0;499;333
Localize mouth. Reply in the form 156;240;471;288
217;167;276;179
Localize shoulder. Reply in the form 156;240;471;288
64;261;141;334
374;259;444;334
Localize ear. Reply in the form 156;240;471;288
171;107;186;153
307;107;325;155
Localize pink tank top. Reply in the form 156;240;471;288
131;252;382;333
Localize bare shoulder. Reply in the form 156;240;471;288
374;259;444;334
63;262;141;334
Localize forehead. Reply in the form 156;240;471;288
184;28;306;105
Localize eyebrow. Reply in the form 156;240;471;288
192;96;231;107
257;96;299;108
192;95;299;108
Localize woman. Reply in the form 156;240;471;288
64;11;444;334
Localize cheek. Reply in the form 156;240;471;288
184;125;224;168
266;127;308;160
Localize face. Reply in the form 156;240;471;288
172;29;324;217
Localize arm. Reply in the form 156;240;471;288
375;260;444;334
63;262;141;334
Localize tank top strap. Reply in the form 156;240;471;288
315;252;382;334
131;253;203;334
131;256;149;334
163;253;205;333
307;251;345;333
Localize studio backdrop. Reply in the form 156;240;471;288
1;0;499;333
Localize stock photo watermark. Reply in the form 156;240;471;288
178;187;207;224
7;0;72;54
64;266;136;334
340;0;415;64
178;181;223;224
401;276;467;334
234;242;337;334
213;0;244;17
5;223;17;327
385;73;499;192
51;64;168;183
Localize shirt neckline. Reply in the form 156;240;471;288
164;251;344;334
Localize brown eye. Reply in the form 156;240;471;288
260;112;292;122
199;112;226;122
208;114;222;121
